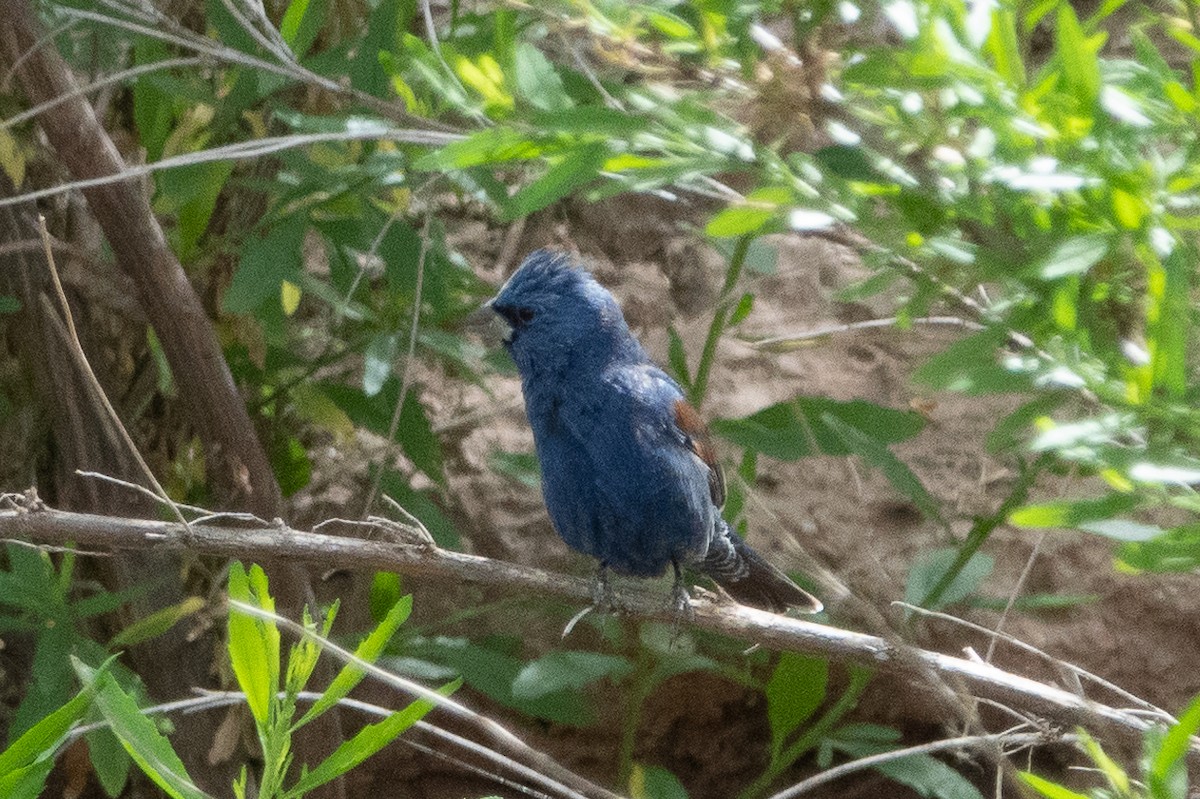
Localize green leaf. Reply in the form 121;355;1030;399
0;666;102;777
416;128;543;171
289;679;458;795
913;328;1024;394
73;659;212;799
1150;692;1200;796
368;572;403;625
1036;235;1108;280
511;652;633;701
322;379;445;486
400;637;592;725
1076;729;1129;795
828;729;984;799
629;763;689;799
350;0;416;98
296;596;413;729
987;395;1065;454
223;216;306;314
270;435;313;497
706;206;776;237
280;0;331;58
1076;519;1163;541
531;106;645;137
667;326;691;389
285;603;337;698
0;761;55;799
1055;4;1101;110
905;548;993;610
131;38;174;162
499;143;609;221
158;161;234;262
1117;522;1200;573
712;397;925;461
971;593;1098;611
1019;772;1091;799
728;293;755;326
362;333;399;397
872;753;984;799
514;43;571;112
644;9;696;39
1008;493;1139;529
375;472;462;549
814;145;884;182
821;413;944;526
1150;245;1190;399
986;8;1025;86
87;726;132;798
765;654;828;755
489;450;542;489
108;597;206;650
226;562;279;725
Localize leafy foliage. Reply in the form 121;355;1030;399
1022;692;1200;799
4;0;1200;796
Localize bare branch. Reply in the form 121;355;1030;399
1;503;1189;771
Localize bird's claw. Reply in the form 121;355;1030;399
591;565;615;612
670;581;694;619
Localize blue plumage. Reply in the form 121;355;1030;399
489;249;821;613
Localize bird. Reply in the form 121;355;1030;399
487;248;822;614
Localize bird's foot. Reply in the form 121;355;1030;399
564;565;615;639
591;564;615;611
669;580;695;622
668;561;695;645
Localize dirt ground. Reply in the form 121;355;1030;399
295;193;1200;799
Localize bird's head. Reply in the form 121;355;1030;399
487;249;642;376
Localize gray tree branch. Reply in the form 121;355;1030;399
1;502;1189;773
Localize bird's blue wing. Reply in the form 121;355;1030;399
541;363;716;575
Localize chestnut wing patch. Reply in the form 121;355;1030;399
673;399;726;508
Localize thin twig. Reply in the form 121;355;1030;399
766;729;1072;799
418;0;481;122
985;531;1046;663
219;0;295;65
0;18;77;89
75;471;212;517
0;57;206;130
746;316;985;351
3;537;112;556
361;215;432;517
0;128;461;208
564;35;623;111
66;690;571;799
893;601;1174;721
37;217;191;531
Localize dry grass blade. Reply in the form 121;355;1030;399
37;216;191;531
0;128;462;208
766;729;1071;799
0;57;206;130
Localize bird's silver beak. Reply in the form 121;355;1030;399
465;298;512;344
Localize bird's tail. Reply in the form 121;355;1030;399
700;523;822;614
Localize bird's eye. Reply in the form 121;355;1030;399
517;308;535;324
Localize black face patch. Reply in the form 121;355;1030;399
492;303;537;345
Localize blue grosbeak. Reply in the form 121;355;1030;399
489;249;822;614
